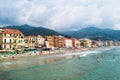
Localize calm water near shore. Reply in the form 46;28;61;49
0;47;120;80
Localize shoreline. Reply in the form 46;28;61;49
0;46;116;62
0;48;89;61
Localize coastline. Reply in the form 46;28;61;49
0;48;89;62
0;46;116;62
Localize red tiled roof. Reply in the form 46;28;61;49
0;28;23;34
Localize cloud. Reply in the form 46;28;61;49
0;0;120;30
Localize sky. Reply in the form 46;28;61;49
0;0;120;31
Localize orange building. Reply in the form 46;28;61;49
54;35;65;48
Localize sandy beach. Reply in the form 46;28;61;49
0;48;89;62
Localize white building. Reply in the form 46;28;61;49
37;35;45;47
64;38;73;48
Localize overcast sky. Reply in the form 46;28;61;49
0;0;120;31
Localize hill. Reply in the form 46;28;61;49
5;24;65;36
62;27;120;40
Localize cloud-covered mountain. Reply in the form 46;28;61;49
5;24;66;36
62;27;120;40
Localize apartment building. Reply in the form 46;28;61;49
79;38;92;48
54;35;65;48
0;28;24;50
64;38;73;48
24;36;37;49
45;36;55;49
37;35;45;47
71;38;80;48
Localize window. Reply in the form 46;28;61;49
10;45;12;48
4;39;6;43
10;39;12;43
3;34;6;36
18;40;21;43
10;34;12;37
4;45;6;48
14;40;16;43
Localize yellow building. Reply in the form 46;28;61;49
24;36;37;49
0;28;24;50
79;39;92;48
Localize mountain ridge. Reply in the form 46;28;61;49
62;27;120;40
4;24;68;37
2;25;120;40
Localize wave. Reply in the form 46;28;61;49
55;47;116;57
1;62;12;65
55;51;101;57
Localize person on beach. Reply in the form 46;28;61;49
39;52;42;55
12;55;17;60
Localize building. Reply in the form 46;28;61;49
0;28;24;50
37;35;45;47
54;35;65;48
64;38;73;48
45;36;55;49
107;40;113;46
79;38;92;48
71;38;80;48
24;36;37;49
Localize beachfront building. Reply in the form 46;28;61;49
54;35;65;48
45;36;55;49
44;39;49;48
64;38;73;48
97;41;104;47
0;28;24;50
24;36;37;49
79;38;92;48
91;40;103;48
103;41;108;47
71;38;80;49
113;41;120;46
107;40;114;46
37;35;45;47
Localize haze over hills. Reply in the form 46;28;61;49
4;24;66;36
61;27;120;41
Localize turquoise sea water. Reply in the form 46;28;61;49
0;47;120;80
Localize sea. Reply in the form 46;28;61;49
0;46;120;80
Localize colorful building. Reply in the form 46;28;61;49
54;35;65;48
71;38;80;48
79;38;92;48
37;35;45;47
45;36;55;49
0;28;24;50
24;36;37;49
